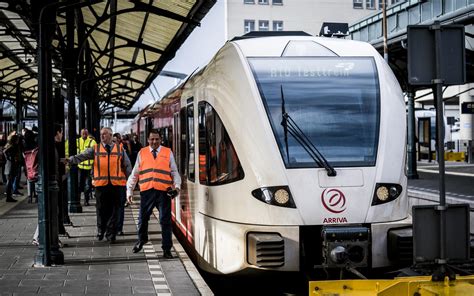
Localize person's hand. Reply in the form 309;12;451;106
60;158;69;164
127;195;133;204
167;187;180;199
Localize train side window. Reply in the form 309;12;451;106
187;103;195;182
198;101;244;185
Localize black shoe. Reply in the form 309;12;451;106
96;233;104;241
163;250;173;259
84;201;89;206
107;236;116;244
118;231;124;236
132;241;146;253
6;198;17;203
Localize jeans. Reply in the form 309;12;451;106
12;166;21;192
79;168;92;203
137;189;172;251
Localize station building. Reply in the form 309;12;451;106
225;0;405;39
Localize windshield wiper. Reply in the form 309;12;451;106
280;85;337;177
281;86;290;164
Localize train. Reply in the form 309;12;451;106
131;32;412;278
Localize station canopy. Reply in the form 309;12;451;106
0;0;215;110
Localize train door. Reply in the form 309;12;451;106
418;117;433;161
178;98;195;244
172;113;181;224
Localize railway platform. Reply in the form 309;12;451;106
408;162;474;210
0;182;211;296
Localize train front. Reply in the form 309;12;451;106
227;37;411;276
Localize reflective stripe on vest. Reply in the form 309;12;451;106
138;146;172;192
92;143;126;187
78;137;95;170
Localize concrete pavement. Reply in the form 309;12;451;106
0;182;210;296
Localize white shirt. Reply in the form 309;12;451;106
126;145;181;197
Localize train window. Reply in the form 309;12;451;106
187;104;195;182
249;57;380;168
160;126;172;149
198;101;244;185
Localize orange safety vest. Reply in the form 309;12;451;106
92;143;127;187
138;146;173;192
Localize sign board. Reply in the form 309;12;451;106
461;102;474;114
319;22;349;37
413;204;470;263
407;25;466;86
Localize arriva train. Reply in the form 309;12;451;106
131;32;412;278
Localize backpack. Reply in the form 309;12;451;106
24;147;39;181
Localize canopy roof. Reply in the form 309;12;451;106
0;0;215;110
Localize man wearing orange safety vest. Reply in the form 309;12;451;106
126;129;181;259
66;127;132;243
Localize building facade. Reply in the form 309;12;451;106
225;0;404;39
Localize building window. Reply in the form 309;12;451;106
366;0;375;9
379;0;390;9
244;20;255;33
198;101;244;186
273;21;284;31
353;0;363;9
272;0;283;5
259;20;269;31
258;0;269;5
244;0;255;4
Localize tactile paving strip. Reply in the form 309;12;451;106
130;201;173;296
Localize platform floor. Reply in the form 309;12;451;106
0;184;209;296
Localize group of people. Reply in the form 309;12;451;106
65;127;180;258
2;125;180;258
1;127;40;203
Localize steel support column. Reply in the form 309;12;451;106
66;9;82;214
35;1;64;267
77;10;86;131
54;88;67;235
15;80;22;131
407;90;418;179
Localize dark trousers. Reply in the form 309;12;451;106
138;189;172;251
117;187;126;232
79;168;92;203
5;173;15;199
95;185;121;240
5;166;18;199
12;165;21;192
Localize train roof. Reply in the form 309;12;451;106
229;33;376;58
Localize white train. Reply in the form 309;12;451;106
133;32;411;277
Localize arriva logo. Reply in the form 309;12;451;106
321;188;347;213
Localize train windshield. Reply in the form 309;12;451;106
248;57;379;168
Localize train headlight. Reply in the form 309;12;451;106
274;189;290;205
251;186;296;208
389;186;399;198
376;186;389;201
372;183;403;206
